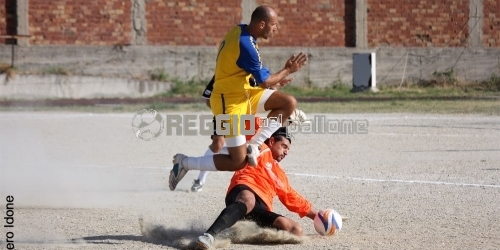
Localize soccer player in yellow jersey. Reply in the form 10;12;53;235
169;5;308;191
191;76;309;192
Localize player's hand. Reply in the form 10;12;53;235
284;52;308;73
277;77;293;87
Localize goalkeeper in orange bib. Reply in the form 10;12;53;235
194;127;319;249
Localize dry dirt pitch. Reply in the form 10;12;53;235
1;111;499;250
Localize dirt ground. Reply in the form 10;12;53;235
1;111;499;249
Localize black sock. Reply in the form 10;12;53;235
206;202;247;236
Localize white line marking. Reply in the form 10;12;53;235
369;133;477;137
10;164;499;188
291;173;500;188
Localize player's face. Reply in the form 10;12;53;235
261;13;278;39
270;137;290;162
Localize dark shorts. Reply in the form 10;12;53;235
225;184;283;228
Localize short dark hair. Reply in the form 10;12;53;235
264;127;291;145
251;5;273;23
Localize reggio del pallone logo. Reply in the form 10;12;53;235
131;109;369;140
131;109;165;141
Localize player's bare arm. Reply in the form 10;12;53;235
258;52;308;89
306;208;318;220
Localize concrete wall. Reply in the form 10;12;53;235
1;0;499;99
1;45;499;89
0;74;172;99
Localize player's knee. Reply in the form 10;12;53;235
211;136;225;153
280;94;296;113
216;141;224;151
213;145;223;153
235;191;256;213
233;160;247;170
209;144;220;153
287;95;297;111
291;224;303;236
227;153;248;170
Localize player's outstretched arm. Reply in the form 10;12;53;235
258;52;308;89
306;208;318;220
283;52;308;73
276;174;313;218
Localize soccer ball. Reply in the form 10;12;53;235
313;208;343;236
131;109;164;141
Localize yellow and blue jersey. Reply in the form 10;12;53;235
213;24;270;95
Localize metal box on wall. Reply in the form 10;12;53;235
352;52;377;92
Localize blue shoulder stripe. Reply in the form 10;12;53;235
236;26;270;84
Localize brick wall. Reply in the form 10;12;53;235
0;0;17;44
146;0;241;46
257;0;351;47
0;0;498;48
367;0;469;47
28;0;132;45
0;0;6;44
483;0;499;47
146;0;351;46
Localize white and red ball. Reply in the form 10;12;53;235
313;208;343;236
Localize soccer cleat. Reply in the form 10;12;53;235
191;179;203;192
169;154;188;191
246;143;260;167
195;233;214;250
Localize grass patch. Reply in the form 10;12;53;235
281;83;500;99
474;74;500;92
2;99;498;115
0;102;209;113
146;102;208;111
158;78;209;98
148;68;209;98
280;84;352;97
295;100;500;115
149;68;169;82
43;66;72;75
2;70;498;115
149;71;500;99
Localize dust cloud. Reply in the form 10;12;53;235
139;218;306;249
0;118;156;208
